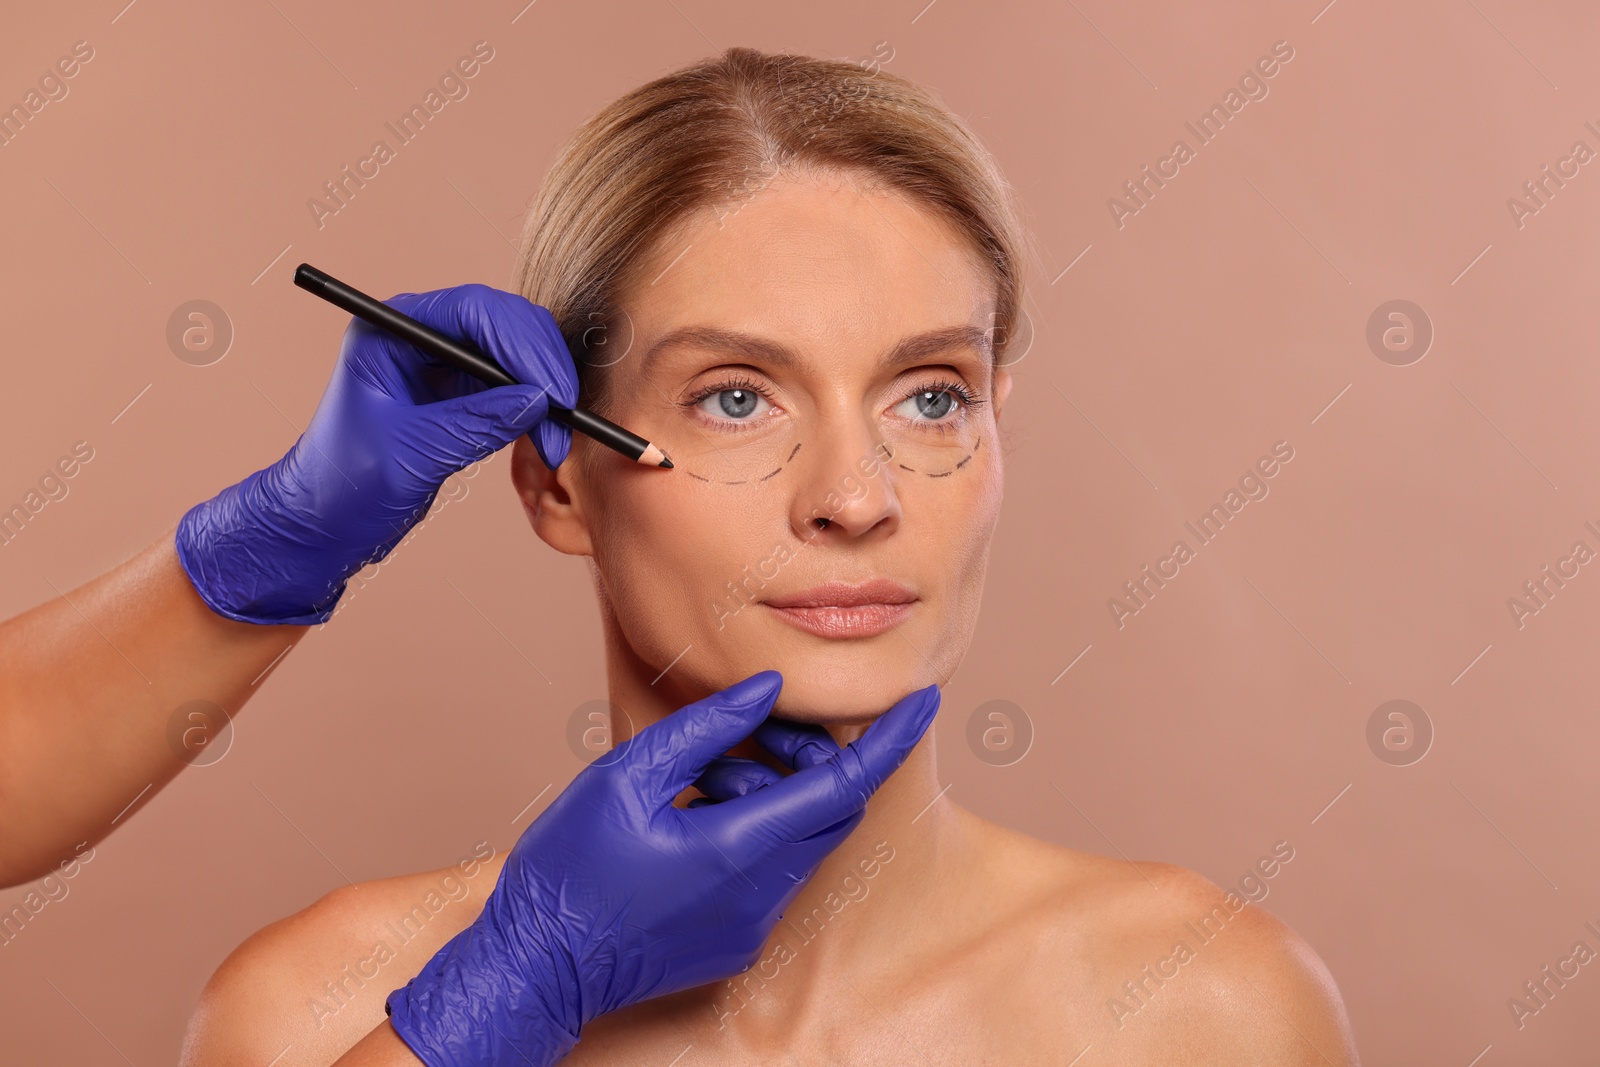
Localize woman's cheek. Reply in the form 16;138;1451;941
618;488;732;624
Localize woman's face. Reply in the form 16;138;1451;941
529;168;1013;723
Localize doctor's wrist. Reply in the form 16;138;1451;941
175;454;367;627
384;908;583;1067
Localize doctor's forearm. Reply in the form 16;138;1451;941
0;529;307;887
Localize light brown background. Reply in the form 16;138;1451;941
3;0;1598;1061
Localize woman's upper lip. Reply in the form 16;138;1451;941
763;580;918;609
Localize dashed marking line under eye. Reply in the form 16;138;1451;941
680;436;982;484
896;435;982;477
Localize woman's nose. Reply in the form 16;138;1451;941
786;420;901;541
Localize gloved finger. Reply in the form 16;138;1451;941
686;796;718;808
386;286;580;412
693;756;784;802
753;718;840;771
534;417;572;471
623;670;784;804
419;383;558;469
718;683;940;844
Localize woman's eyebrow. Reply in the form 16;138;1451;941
641;323;992;372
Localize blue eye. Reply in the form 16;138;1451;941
897;388;956;421
699;386;770;421
892;379;979;424
682;375;983;430
685;375;776;427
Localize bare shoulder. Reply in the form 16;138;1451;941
179;843;504;1067
966;817;1360;1064
1103;859;1359;1064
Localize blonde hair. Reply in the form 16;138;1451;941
513;45;1029;417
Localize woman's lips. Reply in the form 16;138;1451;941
764;601;916;638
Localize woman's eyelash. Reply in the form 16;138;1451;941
911;378;986;409
680;376;987;412
680;374;772;408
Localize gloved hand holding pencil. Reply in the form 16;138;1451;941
176;283;580;626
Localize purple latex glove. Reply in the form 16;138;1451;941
687;714;850;806
385;670;941;1066
176;283;578;625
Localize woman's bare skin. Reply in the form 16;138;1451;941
184;780;1356;1065
182;170;1359;1065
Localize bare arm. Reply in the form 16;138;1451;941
333;1023;424;1066
0;527;307;887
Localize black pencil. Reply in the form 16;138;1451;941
292;264;673;469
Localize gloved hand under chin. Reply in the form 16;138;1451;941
176;283;579;625
384;670;941;1066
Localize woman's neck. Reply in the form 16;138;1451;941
696;739;958;1036
599;619;966;1034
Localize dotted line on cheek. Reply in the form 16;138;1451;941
680;435;981;484
682;441;804;485
896;434;982;478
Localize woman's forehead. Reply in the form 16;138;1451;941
620;195;991;359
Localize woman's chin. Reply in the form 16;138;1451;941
748;660;940;725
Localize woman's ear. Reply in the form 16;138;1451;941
992;365;1015;423
509;435;595;557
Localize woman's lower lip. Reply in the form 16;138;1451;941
764;602;916;638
